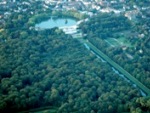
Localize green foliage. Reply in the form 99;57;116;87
28;12;51;26
0;26;142;113
79;12;150;89
129;97;150;113
79;13;131;37
52;10;87;20
0;2;148;113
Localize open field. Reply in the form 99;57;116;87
105;37;132;47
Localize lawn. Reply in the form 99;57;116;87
104;37;132;47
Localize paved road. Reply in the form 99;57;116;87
78;38;150;96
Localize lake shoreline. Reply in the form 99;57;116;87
35;16;77;29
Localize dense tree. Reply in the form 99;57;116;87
79;12;150;89
0;1;149;113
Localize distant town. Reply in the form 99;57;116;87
0;0;150;21
1;0;150;43
0;0;150;40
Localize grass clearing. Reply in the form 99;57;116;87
34;109;57;113
105;38;121;47
116;37;133;47
105;37;133;47
0;29;4;32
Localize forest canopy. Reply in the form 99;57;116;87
0;1;150;113
0;25;149;113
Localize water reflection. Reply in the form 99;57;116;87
35;17;77;29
